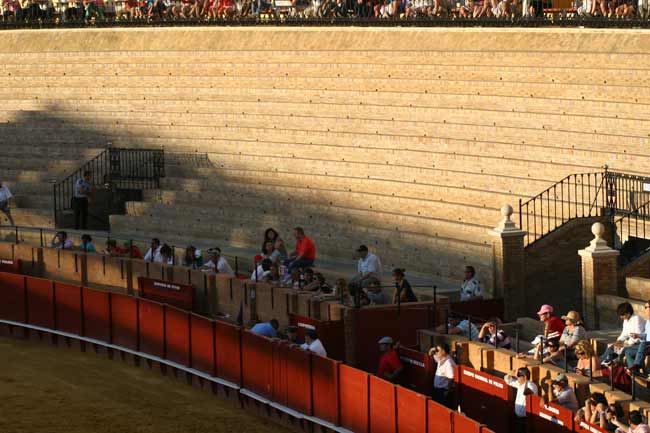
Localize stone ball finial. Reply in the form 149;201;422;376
591;222;605;240
501;204;513;220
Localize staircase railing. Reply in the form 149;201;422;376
614;199;650;261
53;148;165;227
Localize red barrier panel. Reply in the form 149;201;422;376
53;282;83;335
190;314;215;375
138;277;193;311
427;400;453;433
285;345;312;416
82;288;111;341
399;346;435;394
214;320;242;386
396;387;427;433
527;395;574;433
339;364;369;433
452;411;482;433
311;355;340;425
110;293;138;350
458;366;512;433
165;305;190;366
138;299;165;358
26;276;54;329
369;375;397;433
241;330;274;399
0;258;22;274
574;420;609;433
0;272;25;322
272;340;289;406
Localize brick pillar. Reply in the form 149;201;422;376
579;222;619;329
488;205;527;321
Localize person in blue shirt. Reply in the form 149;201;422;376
250;319;279;338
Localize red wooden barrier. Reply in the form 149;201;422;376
285;345;312;416
138;299;165;358
398;346;435;394
165;305;190;366
26;277;54;329
0;272;25;322
214;320;242;386
427;399;453;433
0;258;22;274
396;387;427;433
452;411;482;433
339;364;369;433
527;395;574;433
458;366;512;433
53;282;83;335
190;314;215;375
272;340;289;406
369;375;397;433
241;330;274;399
138;277;193;311
110;293;138;350
82;287;111;341
311;355;340;425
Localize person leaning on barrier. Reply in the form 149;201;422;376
285;325;303;345
0;181;15;226
50;231;73;250
437;314;479;341
391;268;417;304
201;247;234;276
79;234;96;253
478;318;512;349
300;329;327;357
377;336;403;384
504;367;538;433
541;373;579;412
251;319;279;338
429;342;456;409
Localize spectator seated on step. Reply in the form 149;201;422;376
460;265;483;302
262;239;283;265
144;238;162;262
201;247;234;275
183;245;203;269
436;314;479;341
559;310;586;353
348;244;382;295
534;338;564;366
251;258;273;281
261;227;287;263
574;392;620;431
79;234;96;253
600;301;644;368
364;279;386;305
625;299;650;375
478;317;512;349
267;262;282;285
301;329;327;357
284;227;316;271
391;268;418;304
536;303;565;341
250;318;279;338
50;231;73;250
574;340;601;378
282;267;303;289
108;240;143;259
541;373;579;412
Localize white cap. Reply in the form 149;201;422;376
378;336;394;345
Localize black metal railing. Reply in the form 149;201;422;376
53;148;165;227
615;200;650;263
520;169;650;247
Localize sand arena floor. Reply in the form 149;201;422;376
0;336;290;433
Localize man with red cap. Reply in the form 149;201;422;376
537;304;565;340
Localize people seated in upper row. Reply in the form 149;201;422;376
600;301;644;368
201;247;234;275
478;318;511;349
349;244;382;293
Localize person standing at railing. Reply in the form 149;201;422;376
504;367;538;433
459;265;483;302
429;342;456;409
377;336;403;384
391;268;418;304
72;171;92;230
0;181;15;227
144;238;162;262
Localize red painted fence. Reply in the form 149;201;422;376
0;272;595;433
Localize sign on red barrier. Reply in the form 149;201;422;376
369;375;397;433
527;395;574;433
190;314;215;376
53;282;83;335
458;366;512;433
396;387;427;433
0;258;21;274
459;366;509;399
427;400;453;433
285;345;312;416
26;276;54;329
339;364;369;433
0;271;25;322
110;293;138;351
165;305;190;366
574;420;609;433
82;287;111;342
215;320;242;386
241;330;274;399
399;346;435;395
138;277;193;311
138;299;165;358
311;355;340;425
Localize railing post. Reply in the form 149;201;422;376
432;285;437;328
129;239;134;259
53;183;58;228
235;256;239;277
15;226;18;244
40;228;43;247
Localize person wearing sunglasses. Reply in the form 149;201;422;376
534;338;563;366
574;340;601;378
625;300;650;375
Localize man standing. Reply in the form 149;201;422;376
377;336;403;383
505;367;538;433
349;245;382;293
301;329;327;357
285;227;316;271
0;181;14;226
429;342;456;408
73;171;92;230
460;265;483;301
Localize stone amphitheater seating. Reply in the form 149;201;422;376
3;27;650;290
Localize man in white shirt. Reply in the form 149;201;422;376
144;238;163;263
460;265;483;301
0;181;14;226
250;258;272;281
300;330;327;357
601;301;645;367
505;367;538;433
626;299;650;373
201;247;235;276
428;342;456;408
72;171;92;230
349;245;382;293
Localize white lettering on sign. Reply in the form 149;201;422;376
539;412;563;426
153;281;181;291
297;322;316;330
543;405;560;415
400;356;425;368
0;259;15;265
579;421;601;433
462;369;505;389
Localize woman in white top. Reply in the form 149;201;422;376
428;342;456;409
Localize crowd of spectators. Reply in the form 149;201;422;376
1;0;646;23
